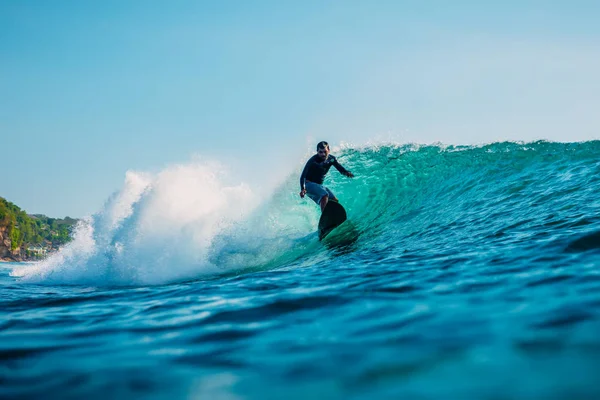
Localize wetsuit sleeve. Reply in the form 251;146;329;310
332;156;351;176
300;159;310;190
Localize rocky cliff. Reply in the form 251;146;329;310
0;197;78;262
0;226;21;262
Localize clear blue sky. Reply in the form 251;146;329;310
2;0;599;217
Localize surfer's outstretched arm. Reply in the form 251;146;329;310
332;157;354;178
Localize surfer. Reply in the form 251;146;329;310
299;141;354;212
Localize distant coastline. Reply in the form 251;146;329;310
0;197;78;262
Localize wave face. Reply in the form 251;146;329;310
4;140;600;399
11;140;600;285
335;140;600;260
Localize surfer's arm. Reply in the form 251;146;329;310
299;159;311;190
332;157;354;178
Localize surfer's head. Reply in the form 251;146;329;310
317;141;330;160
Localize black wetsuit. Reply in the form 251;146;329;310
300;154;350;190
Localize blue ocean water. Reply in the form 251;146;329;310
3;141;600;399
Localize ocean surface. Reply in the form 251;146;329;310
3;141;600;399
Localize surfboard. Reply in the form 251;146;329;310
318;200;347;240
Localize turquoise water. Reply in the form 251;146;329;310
3;141;600;399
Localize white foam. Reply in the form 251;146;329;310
10;160;283;285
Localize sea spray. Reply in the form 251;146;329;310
12;161;261;285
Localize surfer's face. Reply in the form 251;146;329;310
317;147;329;160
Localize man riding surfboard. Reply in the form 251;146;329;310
299;141;354;212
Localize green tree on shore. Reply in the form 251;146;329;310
0;197;78;254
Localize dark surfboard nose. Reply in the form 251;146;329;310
318;201;347;240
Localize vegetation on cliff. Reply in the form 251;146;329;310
0;197;78;258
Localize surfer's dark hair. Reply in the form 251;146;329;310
317;141;329;151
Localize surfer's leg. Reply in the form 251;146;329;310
305;181;328;207
320;195;329;212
